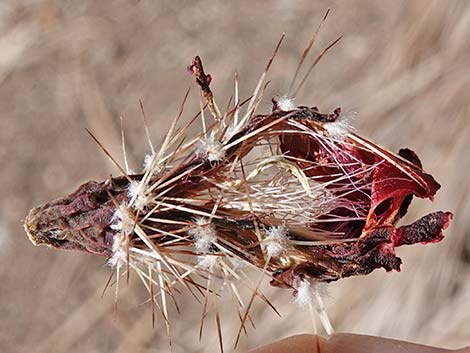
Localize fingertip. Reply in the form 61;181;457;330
323;333;455;353
247;334;325;353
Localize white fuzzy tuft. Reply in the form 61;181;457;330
277;95;296;111
295;279;316;308
143;153;154;171
188;217;218;253
261;225;288;258
108;232;129;267
324;112;355;141
195;134;225;162
143;152;162;174
197;255;218;269
127;180;151;210
294;279;334;334
110;204;135;235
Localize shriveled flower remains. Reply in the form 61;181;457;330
24;36;452;349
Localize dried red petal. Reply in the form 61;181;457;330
253;106;453;285
392;211;452;246
275;109;442;238
271;211;452;287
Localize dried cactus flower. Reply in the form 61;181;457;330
23;26;452;351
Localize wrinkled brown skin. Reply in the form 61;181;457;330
247;334;469;353
24;176;129;255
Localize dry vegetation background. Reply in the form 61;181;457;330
1;1;469;352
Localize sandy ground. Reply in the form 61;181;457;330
1;1;469;352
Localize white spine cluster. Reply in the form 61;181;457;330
143;152;155;171
294;279;333;335
108;231;129;267
324;112;355;141
294;278;316;308
143;152;162;175
195;133;225;162
108;203;135;268
277;95;296;111
197;255;218;270
261;225;288;258
127;180;151;211
110;203;135;235
188;217;218;254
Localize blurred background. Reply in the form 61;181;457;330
1;1;469;352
